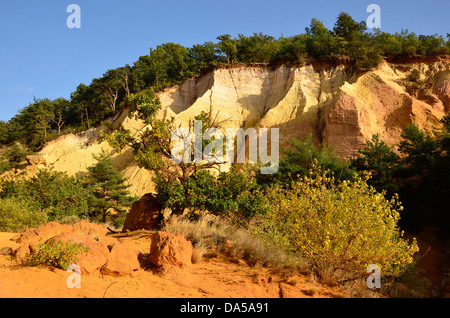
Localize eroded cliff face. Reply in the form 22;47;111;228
320;60;449;158
11;57;449;196
156;58;448;159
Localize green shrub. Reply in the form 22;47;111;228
0;169;93;223
350;134;400;196
257;164;419;283
23;240;88;270
0;197;47;232
155;168;268;220
257;134;354;188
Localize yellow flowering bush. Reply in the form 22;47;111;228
258;164;419;282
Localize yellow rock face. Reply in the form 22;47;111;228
12;59;448;196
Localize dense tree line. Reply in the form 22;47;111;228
1;12;449;154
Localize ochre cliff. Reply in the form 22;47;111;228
10;57;449;196
161;58;448;159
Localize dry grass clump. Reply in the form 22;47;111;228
162;213;309;271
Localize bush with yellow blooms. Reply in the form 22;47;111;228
257;163;419;283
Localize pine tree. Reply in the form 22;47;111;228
86;150;137;225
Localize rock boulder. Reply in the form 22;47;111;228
148;231;193;268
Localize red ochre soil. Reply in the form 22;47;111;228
0;231;347;299
1;222;448;299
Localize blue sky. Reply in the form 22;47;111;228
0;0;449;121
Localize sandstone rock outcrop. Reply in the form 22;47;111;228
163;60;448;159
122;192;162;232
148;231;193;268
26;154;46;166
5;58;447;194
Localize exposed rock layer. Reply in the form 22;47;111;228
7;58;449;196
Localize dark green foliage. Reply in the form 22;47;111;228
396;123;450;233
9;98;55;150
155;168;267;220
133;42;195;91
333;12;367;41
235;32;279;63
352;120;450;236
305;18;340;59
188;41;222;71
0;155;137;229
0;121;8;145
373;29;450;58
216;34;238;64
85;151;137;225
0;169;92;223
270;34;307;63
0;197;46;232
398;124;441;174
350;134;400;195
0;142;33;173
127;88;162;124
257;134;354;188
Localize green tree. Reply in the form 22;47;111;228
397;30;421;56
418;34;449;55
217;34;238;64
155;167;267;219
86;151;137;225
235;32;279;63
257;134;353;187
188;41;221;72
398;124;440;175
50;98;70;135
106;90;225;184
133;43;194;90
305;18;339;59
270;34;307;63
332;13;382;70
10;98;55;150
333;12;367;41
69;83;94;129
350;134;400;195
395;122;450;233
1;142;33;172
0;121;8;145
374;30;403;58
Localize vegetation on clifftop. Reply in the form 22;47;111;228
1;12;449;152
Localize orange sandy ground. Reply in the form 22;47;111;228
2;227;447;299
0;232;348;299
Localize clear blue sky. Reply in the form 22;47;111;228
0;0;448;121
